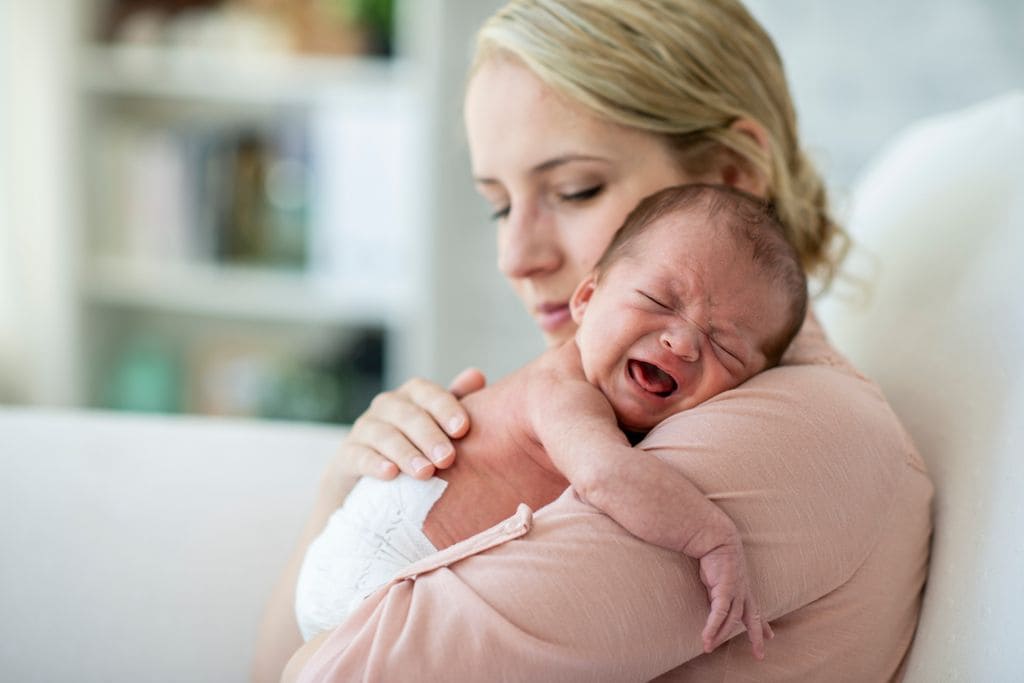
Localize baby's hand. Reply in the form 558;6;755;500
697;533;774;660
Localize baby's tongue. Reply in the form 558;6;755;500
629;360;676;395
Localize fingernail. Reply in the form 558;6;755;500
447;416;465;434
431;444;452;464
412;456;432;474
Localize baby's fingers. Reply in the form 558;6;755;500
707;596;745;654
701;596;732;654
741;599;767;661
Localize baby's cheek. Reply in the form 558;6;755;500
575;333;605;384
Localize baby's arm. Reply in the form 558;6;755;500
529;375;770;658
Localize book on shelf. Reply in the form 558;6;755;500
96;0;395;58
92;116;313;269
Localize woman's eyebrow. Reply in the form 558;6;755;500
529;154;610;175
473;154;610;184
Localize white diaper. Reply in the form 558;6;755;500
294;474;447;641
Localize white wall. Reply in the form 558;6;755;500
423;0;542;386
745;0;1024;196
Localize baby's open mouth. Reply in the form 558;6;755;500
628;360;678;397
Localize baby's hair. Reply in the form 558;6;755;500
596;183;808;365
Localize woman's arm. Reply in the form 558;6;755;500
251;369;485;683
287;364;927;681
530;376;768;657
251;466;359;683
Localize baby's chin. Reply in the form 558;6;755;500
612;406;664;435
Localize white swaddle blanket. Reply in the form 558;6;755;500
294;474;447;641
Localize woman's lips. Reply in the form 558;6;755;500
536;303;571;332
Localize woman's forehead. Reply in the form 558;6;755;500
465;59;657;174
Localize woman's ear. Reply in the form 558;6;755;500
569;273;598;324
715;118;771;198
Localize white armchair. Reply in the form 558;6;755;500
820;91;1024;681
0;409;338;681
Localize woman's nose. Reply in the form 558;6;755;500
661;324;701;362
497;206;562;280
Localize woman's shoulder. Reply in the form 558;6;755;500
732;308;923;466
637;347;932;613
648;331;918;472
640;308;931;561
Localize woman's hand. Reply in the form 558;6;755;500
250;368;486;683
332;367;486;483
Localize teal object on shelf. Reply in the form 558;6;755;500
104;337;183;414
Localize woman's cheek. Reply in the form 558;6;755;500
572;215;621;273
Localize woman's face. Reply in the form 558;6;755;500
464;58;702;346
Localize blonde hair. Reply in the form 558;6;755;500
471;0;849;289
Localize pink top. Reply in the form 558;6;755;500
296;313;934;682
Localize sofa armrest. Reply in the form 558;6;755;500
0;408;342;682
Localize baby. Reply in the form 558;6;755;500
296;184;807;657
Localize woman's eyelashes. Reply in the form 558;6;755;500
486;184;603;221
559;184;603;202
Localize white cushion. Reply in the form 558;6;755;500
0;409;339;682
819;91;1024;680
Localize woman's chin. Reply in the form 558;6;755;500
541;323;577;347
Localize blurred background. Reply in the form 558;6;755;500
0;0;1020;425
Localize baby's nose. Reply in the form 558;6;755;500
660;325;700;362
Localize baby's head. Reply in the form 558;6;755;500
569;184;808;432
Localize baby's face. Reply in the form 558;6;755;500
570;214;789;432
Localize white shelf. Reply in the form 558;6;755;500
84;256;401;327
78;44;411;105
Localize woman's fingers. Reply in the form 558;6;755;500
338;374;477;483
372;392;457;468
347;442;400;480
448;367;486;399
351;415;435;479
398;378;472;441
367;377;468;465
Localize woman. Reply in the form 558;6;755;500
255;1;933;680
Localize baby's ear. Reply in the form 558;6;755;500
569;273;598;324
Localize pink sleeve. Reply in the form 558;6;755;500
299;495;712;682
298;363;930;681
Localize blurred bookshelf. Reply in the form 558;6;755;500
73;0;425;424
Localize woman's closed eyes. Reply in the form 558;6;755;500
558;184;603;203
486;184;605;222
